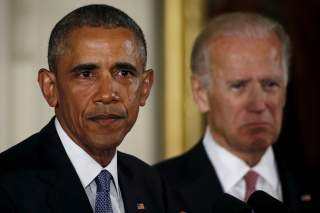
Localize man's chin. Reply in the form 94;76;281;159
248;136;274;151
81;134;124;152
242;127;275;145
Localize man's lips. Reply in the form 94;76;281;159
242;122;272;128
87;114;125;126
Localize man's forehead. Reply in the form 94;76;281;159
208;32;281;51
53;27;144;72
65;26;136;45
61;27;137;52
206;36;284;80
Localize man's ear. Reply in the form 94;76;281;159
191;75;210;112
38;68;58;107
139;69;154;106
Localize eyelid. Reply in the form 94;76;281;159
229;80;246;88
261;79;280;87
112;63;138;78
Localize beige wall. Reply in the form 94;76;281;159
0;0;9;152
0;0;163;164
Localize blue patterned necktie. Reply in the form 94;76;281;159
95;170;113;213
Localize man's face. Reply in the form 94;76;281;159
193;34;286;155
40;27;153;155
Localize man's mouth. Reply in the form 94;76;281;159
244;122;271;127
242;122;273;135
88;113;125;126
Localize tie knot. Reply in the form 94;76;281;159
244;170;259;187
95;170;112;192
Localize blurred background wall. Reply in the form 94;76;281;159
0;0;164;164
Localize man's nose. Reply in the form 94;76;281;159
247;86;267;113
93;74;119;104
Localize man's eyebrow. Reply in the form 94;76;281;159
227;79;250;84
69;63;99;73
111;62;138;72
260;76;283;82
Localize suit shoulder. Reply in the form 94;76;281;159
153;142;206;184
154;141;203;172
154;154;190;185
117;152;164;191
117;151;156;175
154;152;189;174
153;146;199;183
0;131;42;172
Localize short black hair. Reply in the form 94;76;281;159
48;4;147;72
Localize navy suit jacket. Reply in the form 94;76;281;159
0;118;167;213
155;141;313;213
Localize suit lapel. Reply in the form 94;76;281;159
179;173;223;212
40;169;93;213
274;148;302;210
117;152;163;213
118;162;136;212
273;144;313;211
178;142;224;212
37;118;93;213
117;153;146;213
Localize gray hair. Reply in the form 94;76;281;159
191;12;291;85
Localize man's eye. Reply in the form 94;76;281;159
230;81;245;90
262;80;279;88
120;70;130;76
79;70;93;78
117;69;135;78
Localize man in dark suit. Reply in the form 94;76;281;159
155;12;312;213
0;4;166;213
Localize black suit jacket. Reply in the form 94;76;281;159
155;140;312;213
0;119;166;213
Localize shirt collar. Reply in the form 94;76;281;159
55;118;121;196
203;127;279;192
252;147;279;191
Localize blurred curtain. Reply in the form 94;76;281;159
163;0;205;158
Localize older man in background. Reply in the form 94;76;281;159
156;12;312;213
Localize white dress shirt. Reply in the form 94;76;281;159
202;128;283;201
55;118;125;213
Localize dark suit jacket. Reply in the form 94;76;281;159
0;118;167;213
155;140;312;213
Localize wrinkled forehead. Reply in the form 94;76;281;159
208;31;282;53
206;33;282;66
205;34;284;77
